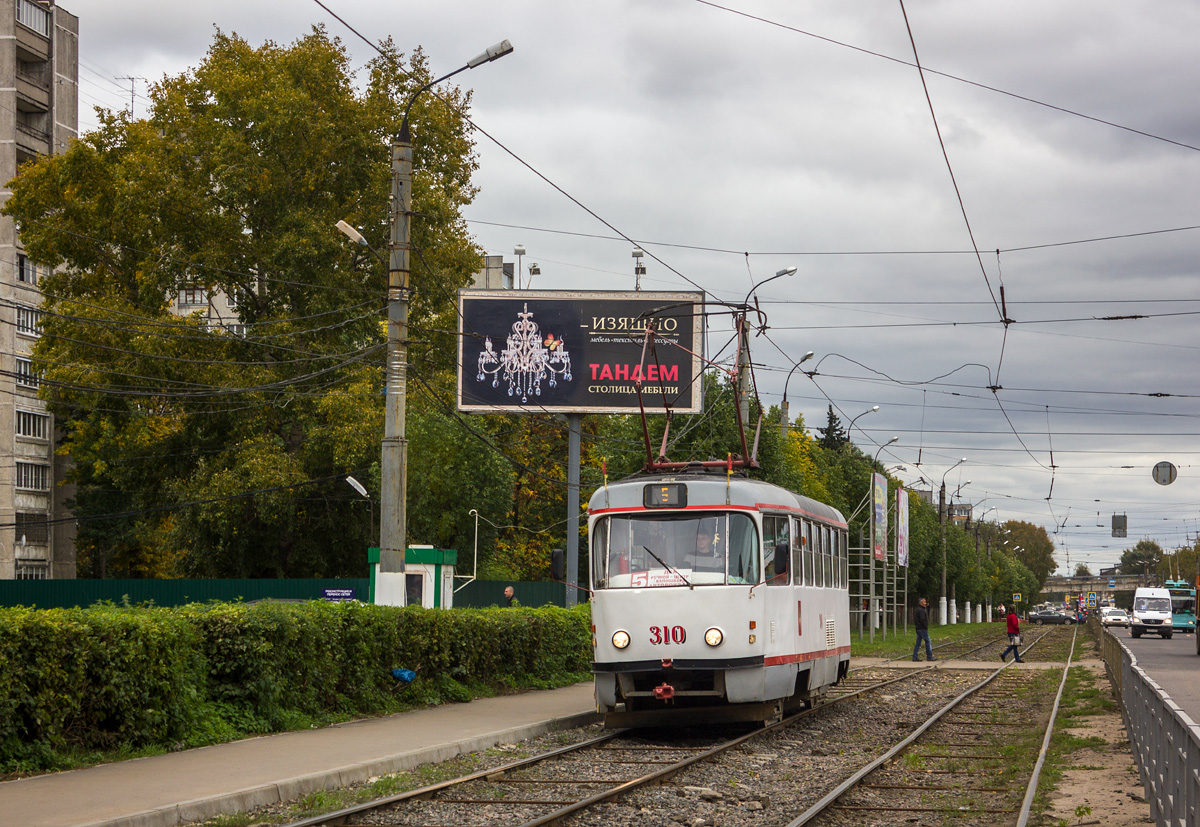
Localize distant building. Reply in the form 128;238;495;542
911;488;933;505
469;255;514;290
1;0;78;580
948;502;972;525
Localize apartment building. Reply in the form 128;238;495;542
1;0;78;578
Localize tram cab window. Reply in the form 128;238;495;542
591;512;758;588
762;515;789;586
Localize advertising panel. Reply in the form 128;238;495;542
896;484;909;567
872;472;887;561
457;290;704;413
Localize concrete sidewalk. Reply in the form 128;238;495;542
0;682;598;827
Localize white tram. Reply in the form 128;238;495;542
589;472;851;726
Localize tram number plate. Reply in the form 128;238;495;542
649;625;687;645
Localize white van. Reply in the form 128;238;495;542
1131;587;1173;639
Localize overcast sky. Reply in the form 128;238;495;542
75;1;1200;574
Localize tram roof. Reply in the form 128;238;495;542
588;473;847;528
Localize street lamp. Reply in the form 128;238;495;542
779;350;815;439
872;436;900;466
345;475;374;546
514;245;525;288
351;39;513;604
632;247;646;291
938;457;966;625
847;405;880;439
738;266;797;425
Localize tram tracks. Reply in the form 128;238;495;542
275;627;1080;827
789;625;1079;827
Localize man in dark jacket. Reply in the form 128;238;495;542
912;597;935;661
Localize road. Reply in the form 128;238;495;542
1118;627;1200;722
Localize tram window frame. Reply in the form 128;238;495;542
762;514;790;586
802;520;814;586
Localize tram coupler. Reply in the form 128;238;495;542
653;682;676;700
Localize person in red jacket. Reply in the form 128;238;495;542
1000;605;1024;663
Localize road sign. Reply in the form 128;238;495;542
1153;461;1178;486
1088;591;1097;601
1108;579;1116;588
1013;593;1022;603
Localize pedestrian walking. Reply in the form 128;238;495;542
504;585;516;607
912;597;935;661
1000;605;1024;662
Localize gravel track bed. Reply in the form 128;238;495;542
211;666;1044;827
341;669;978;827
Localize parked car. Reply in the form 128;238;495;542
1101;608;1129;628
1029;608;1076;625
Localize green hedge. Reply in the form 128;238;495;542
0;602;592;772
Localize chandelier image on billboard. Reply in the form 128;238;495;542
475;303;572;404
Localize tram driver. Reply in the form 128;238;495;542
686;519;724;572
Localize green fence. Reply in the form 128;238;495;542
0;578;371;609
0;578;579;610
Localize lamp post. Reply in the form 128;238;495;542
847;405;880;439
779;350;814;439
357;39;513;603
939;457;966;625
345;475;374;546
632;247;646;291
738;266;796;425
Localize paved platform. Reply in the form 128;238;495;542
0;682;599;827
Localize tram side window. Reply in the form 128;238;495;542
822;526;834;587
791;518;804;586
839;530;848;587
763;515;790;586
806;518;816;583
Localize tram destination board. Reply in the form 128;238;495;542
457;290;705;413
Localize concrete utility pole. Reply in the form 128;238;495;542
376;40;514;595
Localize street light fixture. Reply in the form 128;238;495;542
847;405;880;439
779;350;815;438
738;266;797;425
343;39;513;603
938;457;966;625
872;436;900;466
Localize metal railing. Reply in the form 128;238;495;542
1097;620;1200;827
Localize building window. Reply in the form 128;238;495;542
15;562;49;580
15;410;49;440
16;305;43;336
179;287;208;306
15;462;49;491
15;512;49;545
18;254;38;284
16;357;39;389
16;0;52;37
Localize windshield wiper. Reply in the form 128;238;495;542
642;546;693;589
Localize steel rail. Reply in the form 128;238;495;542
1016;624;1079;826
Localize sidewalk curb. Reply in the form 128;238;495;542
78;711;601;827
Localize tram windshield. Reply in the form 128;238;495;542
591;512;760;588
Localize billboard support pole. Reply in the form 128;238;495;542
567;413;581;608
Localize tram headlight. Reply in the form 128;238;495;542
704;627;724;647
612;630;631;649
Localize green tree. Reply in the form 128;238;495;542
1074;563;1093;577
5;29;484;577
1118;539;1164;577
816;405;849;450
1002;521;1057;587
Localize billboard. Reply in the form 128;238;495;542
896;484;909;567
457;290;705;414
872;472;887;561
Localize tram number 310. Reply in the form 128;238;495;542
649;625;686;645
